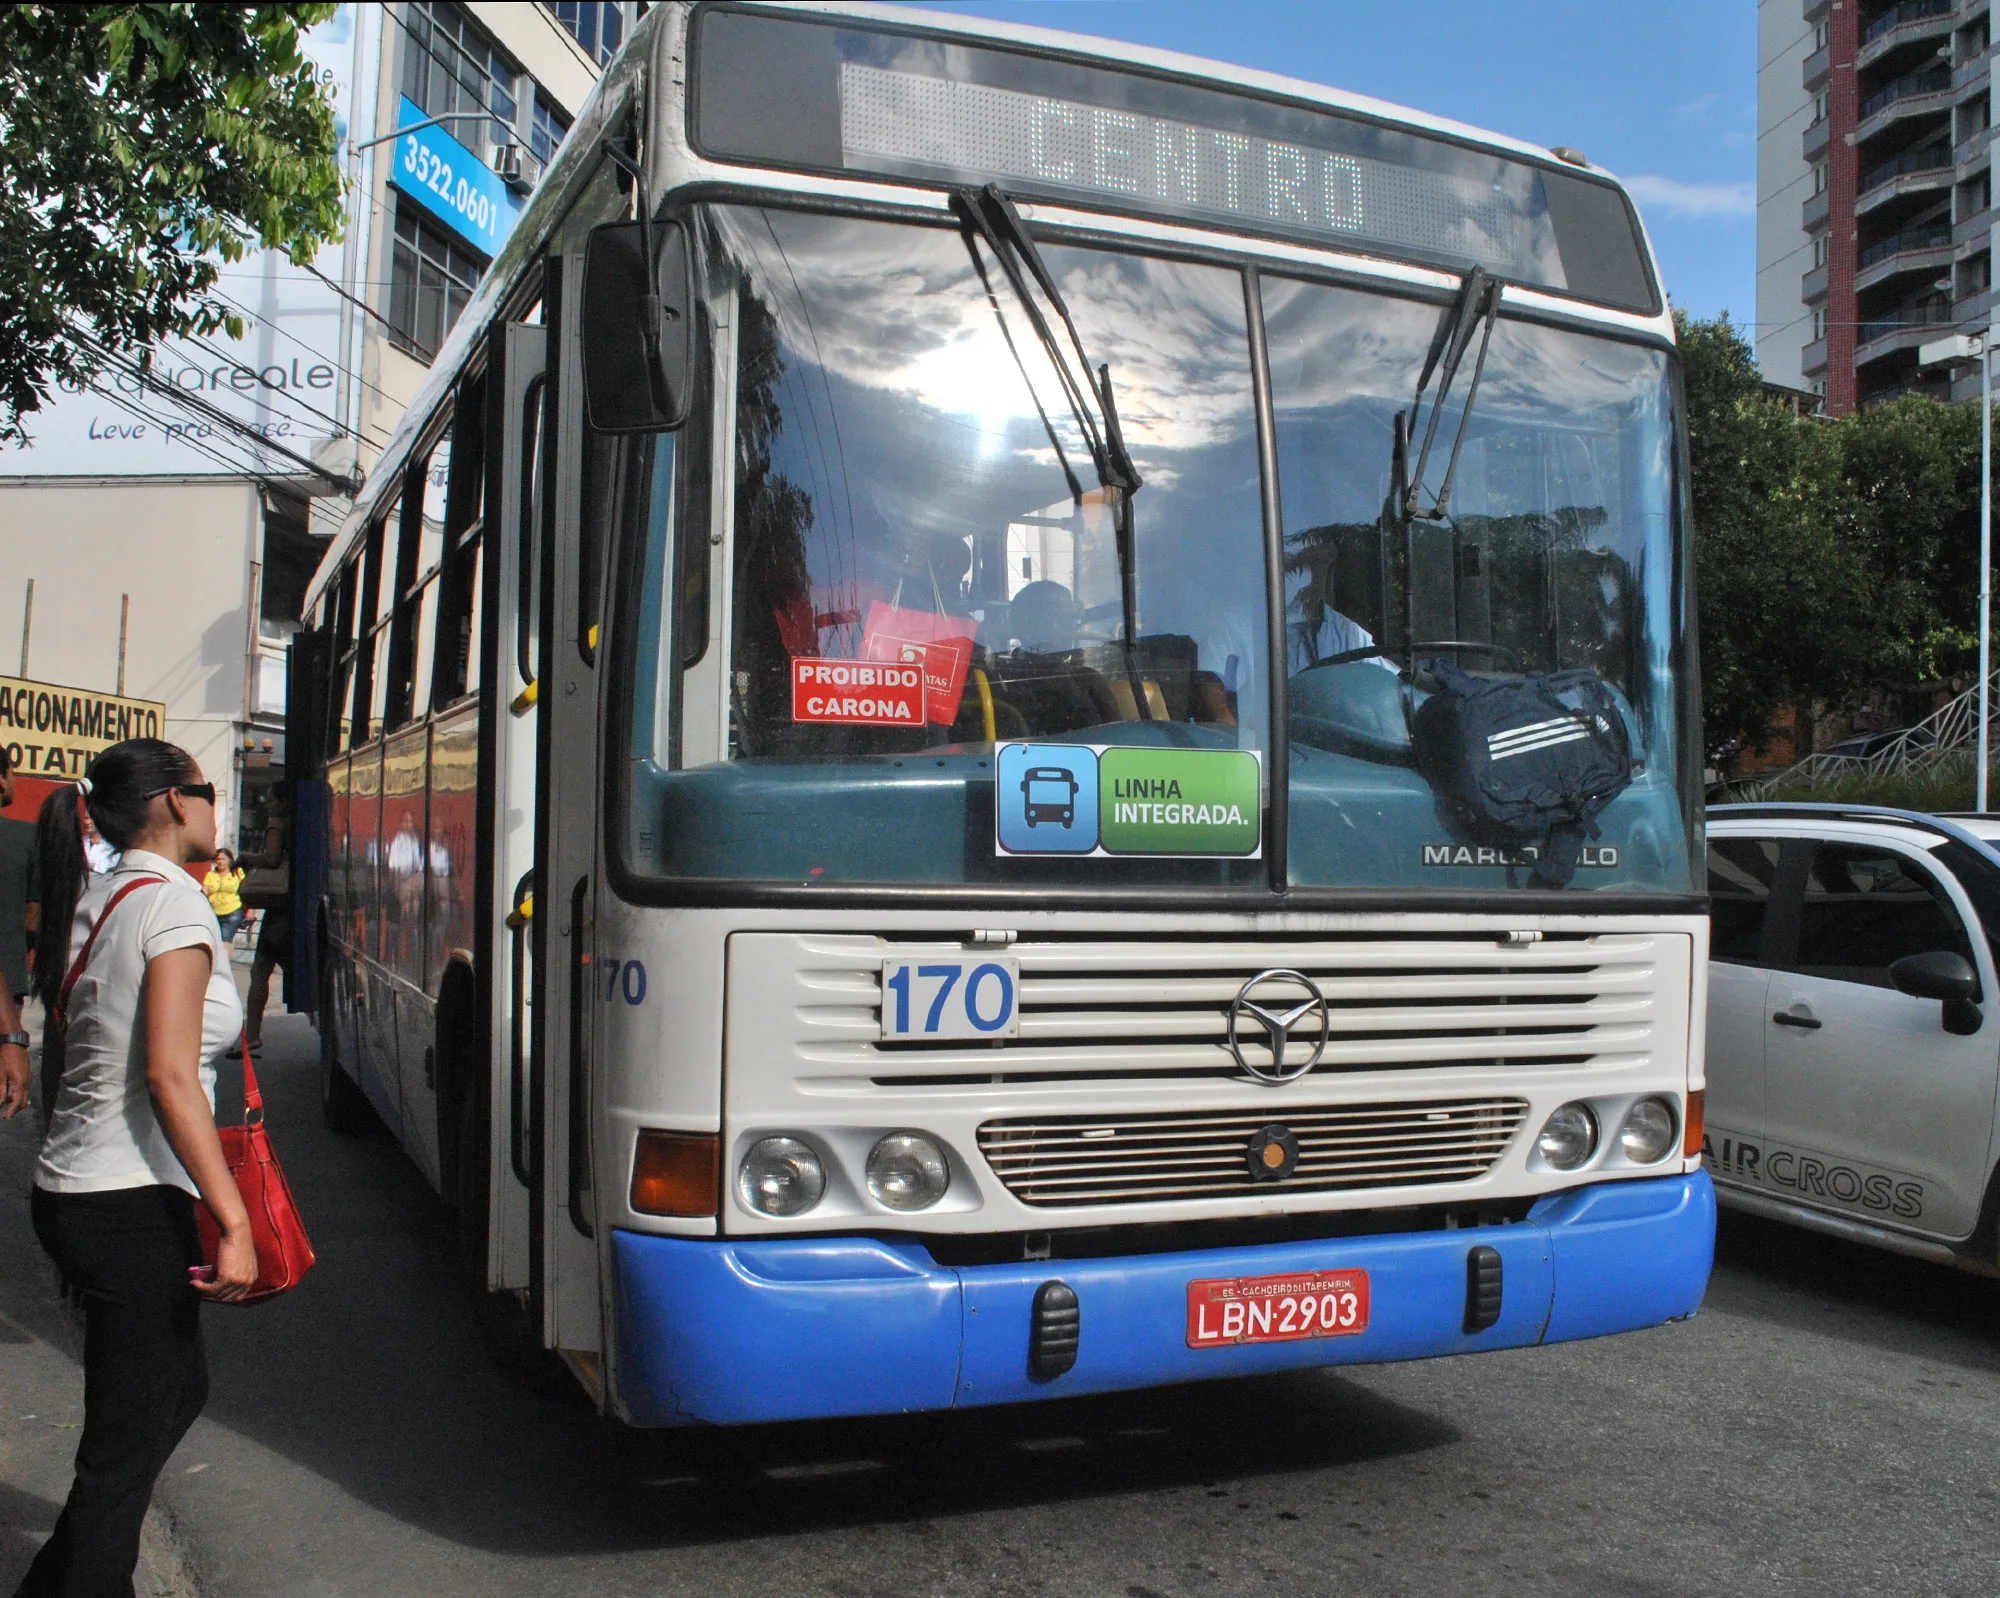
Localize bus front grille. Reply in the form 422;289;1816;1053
976;1098;1530;1206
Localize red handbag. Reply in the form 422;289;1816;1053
194;1036;315;1305
57;876;314;1304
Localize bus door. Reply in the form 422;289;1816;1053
486;319;545;1297
536;172;631;1374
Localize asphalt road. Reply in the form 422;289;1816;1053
7;1015;2000;1596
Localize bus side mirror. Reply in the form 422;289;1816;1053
1889;951;1983;1035
581;217;692;433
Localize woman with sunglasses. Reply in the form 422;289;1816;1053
18;738;256;1595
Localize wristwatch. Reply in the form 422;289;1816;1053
0;1032;28;1050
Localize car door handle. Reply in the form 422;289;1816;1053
1772;1011;1822;1030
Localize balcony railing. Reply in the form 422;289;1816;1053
1859;222;1954;268
1856;304;1955;346
1860;66;1952;119
1862;0;1952;48
1859;146;1954;195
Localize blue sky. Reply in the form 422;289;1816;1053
917;0;1757;325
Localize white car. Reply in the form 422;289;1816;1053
1703;804;2000;1274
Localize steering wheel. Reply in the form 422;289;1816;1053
1306;645;1392;668
1412;640;1520;669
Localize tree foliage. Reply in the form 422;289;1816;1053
0;3;344;443
1678;309;1983;759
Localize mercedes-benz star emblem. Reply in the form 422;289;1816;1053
1226;969;1331;1084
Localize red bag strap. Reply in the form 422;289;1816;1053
237;1032;263;1125
55;874;168;1023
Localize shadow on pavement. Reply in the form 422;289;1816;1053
188;1018;1460;1556
1709;1206;2000;1373
0;1482;63;1592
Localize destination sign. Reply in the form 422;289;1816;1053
694;6;1657;311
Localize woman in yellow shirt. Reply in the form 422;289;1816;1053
203;849;245;946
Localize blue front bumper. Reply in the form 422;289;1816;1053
610;1170;1714;1427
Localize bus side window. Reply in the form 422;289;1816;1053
328;559;359;752
386;424;449;729
432;372;487;710
350;512;390;747
518;376;545;686
578;426;613;665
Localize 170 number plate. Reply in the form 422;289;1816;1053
880;956;1020;1040
1186;1268;1370;1349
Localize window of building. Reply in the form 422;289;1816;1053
403;0;518;161
1813;91;1829;126
547;2;625;67
529;96;571;166
1812;307;1829;341
1813;234;1829;268
389;198;486;363
1813;162;1828;196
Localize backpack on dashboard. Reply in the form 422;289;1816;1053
1410;659;1634;888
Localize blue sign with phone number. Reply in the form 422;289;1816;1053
390;96;521;257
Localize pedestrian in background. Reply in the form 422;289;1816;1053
18;739;256;1595
0;747;39;1024
203;847;246;947
81;807;119;874
0;984;28;1121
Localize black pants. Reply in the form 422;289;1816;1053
17;1186;208;1598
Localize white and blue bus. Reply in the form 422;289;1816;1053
290;1;1713;1425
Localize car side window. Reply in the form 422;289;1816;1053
1708;837;1782;964
1934;840;2000;978
1795;843;1973;989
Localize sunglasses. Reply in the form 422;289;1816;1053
144;782;216;807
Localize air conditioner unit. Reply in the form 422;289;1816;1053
492;143;543;195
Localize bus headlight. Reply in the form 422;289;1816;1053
1535;1102;1597;1170
1617;1098;1677;1164
867;1132;951;1211
737;1137;826;1217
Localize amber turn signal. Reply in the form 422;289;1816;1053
631;1131;719;1217
1682;1089;1705;1160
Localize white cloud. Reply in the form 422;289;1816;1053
1670;93;1720;123
1621;175;1756;219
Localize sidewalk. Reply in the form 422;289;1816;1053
0;1010;202;1595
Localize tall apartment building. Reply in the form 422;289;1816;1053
0;2;632;843
1758;0;1995;414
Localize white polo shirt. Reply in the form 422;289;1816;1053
36;850;245;1196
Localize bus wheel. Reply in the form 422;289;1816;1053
319;1008;372;1134
448;1033;491;1290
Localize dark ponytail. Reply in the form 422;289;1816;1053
30;737;199;1012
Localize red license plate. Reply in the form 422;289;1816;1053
1186;1268;1370;1349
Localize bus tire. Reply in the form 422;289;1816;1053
318;1004;372;1135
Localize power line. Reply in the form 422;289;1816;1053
176;326;397;452
70;328;360;492
78;372;289;480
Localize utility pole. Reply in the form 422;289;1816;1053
17;579;31;678
116;594;129;697
1982;333;1993;811
1918;327;1996;808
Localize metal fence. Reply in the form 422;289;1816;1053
1738;669;2000;796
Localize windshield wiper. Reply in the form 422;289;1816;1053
952;184;1152;718
1397;266;1501;523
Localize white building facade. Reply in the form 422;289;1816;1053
0;2;631;844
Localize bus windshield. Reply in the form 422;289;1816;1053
619;203;1694;893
